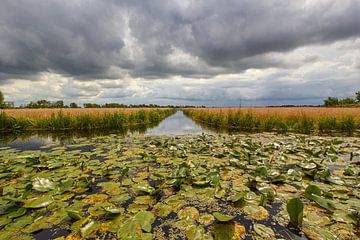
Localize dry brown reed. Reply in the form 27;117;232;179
190;107;360;119
1;108;165;119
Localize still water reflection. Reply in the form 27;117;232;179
0;111;211;150
145;110;209;135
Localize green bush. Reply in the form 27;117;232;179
339;116;356;134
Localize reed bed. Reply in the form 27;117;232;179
183;107;360;134
0;108;176;132
2;108;163;119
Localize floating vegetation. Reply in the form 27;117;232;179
0;133;359;239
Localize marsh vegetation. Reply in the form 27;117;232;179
184;107;360;134
0;108;176;132
0;109;359;240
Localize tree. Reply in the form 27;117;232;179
356;91;360;103
83;103;101;108
0;90;4;104
324;97;339;107
52;100;64;108
339;98;356;105
69;102;79;108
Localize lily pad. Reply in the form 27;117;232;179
253;223;275;238
211;222;235;240
81;220;98;238
23;196;53;209
311;194;336;212
7;207;27;219
0;216;11;227
32;177;55;192
178;207;200;221
67;210;83;221
134;211;155;232
243;205;269;220
212;212;235;222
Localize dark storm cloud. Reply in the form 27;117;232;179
121;0;360;72
0;0;125;80
1;0;360;80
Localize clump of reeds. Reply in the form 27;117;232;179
0;109;176;132
183;108;360;134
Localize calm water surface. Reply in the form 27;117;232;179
0;111;211;150
145;110;209;135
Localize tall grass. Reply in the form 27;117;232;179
183;108;360;134
0;109;176;132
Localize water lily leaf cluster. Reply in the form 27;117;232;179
0;133;359;239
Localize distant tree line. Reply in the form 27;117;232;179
22;100;67;108
0;92;203;109
82;103;183;108
20;100;179;109
323;91;360;107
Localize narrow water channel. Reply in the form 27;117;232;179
0;110;210;150
145;110;209;135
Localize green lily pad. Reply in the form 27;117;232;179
9;215;34;229
152;203;172;217
255;166;268;177
58;179;74;193
211;223;235;240
103;206;124;214
253;223;275;238
117;220;142;239
178;207;200;221
67;210;83;220
136;183;159;195
81;220;98;238
8;207;27;219
212;212;235;222
0;172;12;179
198;214;215;225
134;211;155;232
0;215;11;227
311;194;337;212
23;196;53;209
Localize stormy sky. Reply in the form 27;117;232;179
0;0;360;106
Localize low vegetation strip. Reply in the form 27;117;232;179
183;108;360;134
0;108;176;132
